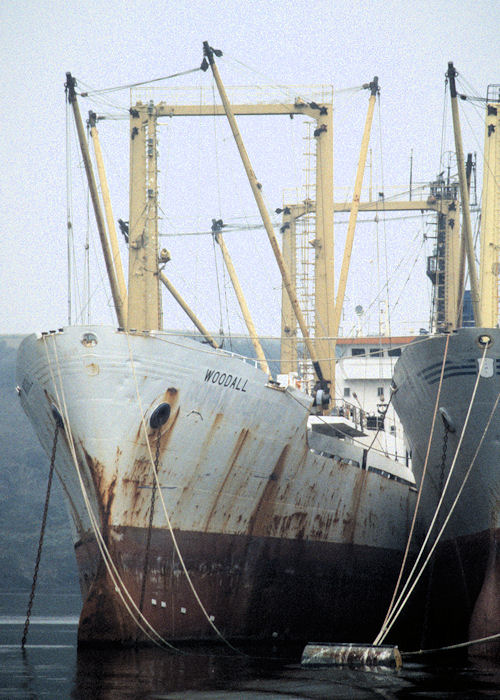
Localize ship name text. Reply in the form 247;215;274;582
204;368;248;392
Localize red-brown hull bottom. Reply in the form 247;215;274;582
75;525;500;658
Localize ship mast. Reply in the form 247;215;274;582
203;42;328;387
65;73;126;328
447;62;482;326
88;111;128;322
455;154;473;327
212;225;271;375
329;77;378;390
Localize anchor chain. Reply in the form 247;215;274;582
438;425;449;497
138;433;162;614
21;423;60;648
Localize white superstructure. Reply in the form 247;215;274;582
334;336;416;462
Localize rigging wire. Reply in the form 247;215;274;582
69;109;116;326
74;80;131;116
79;66;203;95
224;54;326;104
210;79;234;348
455;70;488;104
86;221;116;325
212;82;223;218
224;51;363;102
221;262;233;351
84;184;91;324
391;232;427;314
375;202;382;337
157;212;429;238
212;233;225;338
209;78;227;340
70;182;88;326
375;344;489;644
341;227;425;338
440;77;449;175
67;108;89;325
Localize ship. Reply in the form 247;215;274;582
15;45;420;647
390;65;500;658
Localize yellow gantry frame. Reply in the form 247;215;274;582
128;105;162;331
279;80;377;394
479;96;500;328
129;91;335;377
280;195;460;376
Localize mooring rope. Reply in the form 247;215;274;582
374;334;450;644
138;434;161;616
124;331;246;655
375;343;488;644
403;630;500;657
42;335;181;650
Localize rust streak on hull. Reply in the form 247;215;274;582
342;469;368;544
203;428;250;531
247;445;290;538
468;526;500;658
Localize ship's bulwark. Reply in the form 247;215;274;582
18;326;420;647
393;327;500;658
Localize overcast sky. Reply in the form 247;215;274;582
1;0;498;338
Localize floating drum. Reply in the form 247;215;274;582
301;642;402;669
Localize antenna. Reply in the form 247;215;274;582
409;149;413;201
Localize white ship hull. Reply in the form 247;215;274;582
17;325;417;645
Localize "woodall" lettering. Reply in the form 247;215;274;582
204;368;248;392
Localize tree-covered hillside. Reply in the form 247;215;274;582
0;336;79;593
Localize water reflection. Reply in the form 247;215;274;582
2;624;500;699
71;643;500;699
73;643;302;699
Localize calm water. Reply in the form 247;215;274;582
1;593;499;699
